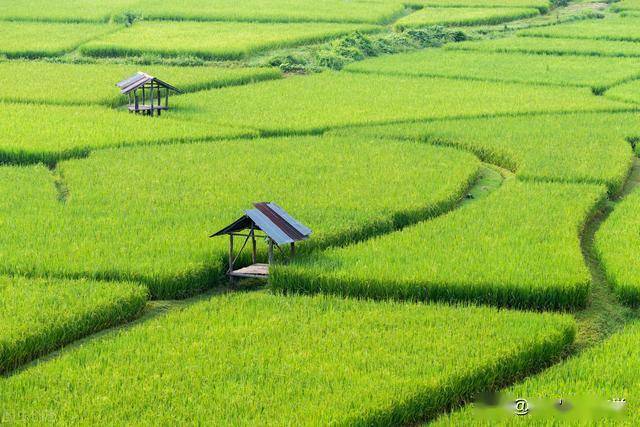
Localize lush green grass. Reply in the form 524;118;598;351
0;137;480;298
0;292;575;424
605;79;640;105
0;0;139;22
0;22;120;58
409;0;550;12
447;36;640;57
346;49;640;92
330;112;637;195
79;21;380;60
173;72;628;133
395;7;539;28
138;0;407;24
433;320;640;423
0;103;255;165
613;0;640;11
0;61;280;106
596;186;640;306
520;16;640;42
0;276;146;374
272;181;606;310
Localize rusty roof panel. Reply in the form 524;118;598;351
209;202;312;245
246;208;293;245
267;202;312;237
116;71;181;94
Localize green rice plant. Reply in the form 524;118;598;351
0;292;575;424
520;16;640;42
0;22;120;58
79;21;380;60
345;49;640;92
272;181;607;310
395;7;539;28
137;0;407;24
0;103;255;166
595;187;640;306
0;276;147;374
612;0;640;11
433;320;640;424
0;137;480;298
172;72;628;134
447;36;640;57
0;61;281;106
329;112;638;195
604;79;640;105
407;0;550;12
0;0;140;22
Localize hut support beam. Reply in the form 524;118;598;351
251;227;257;264
228;234;234;273
268;238;274;265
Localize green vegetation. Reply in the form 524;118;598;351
613;0;640;11
410;0;550;12
173;73;627;133
605;79;640;105
0;61;280;106
0;22;120;58
0;137;479;298
447;36;640;57
0;0;140;22
80;21;381;60
346;49;640;92
272;181;606;310
0;292;575;424
0;103;254;165
258;27;467;73
433;321;640;423
596;187;640;306
139;0;407;24
330;112;637;195
395;7;539;28
0;276;146;374
521;16;640;42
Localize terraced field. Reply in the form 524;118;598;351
1;1;639;425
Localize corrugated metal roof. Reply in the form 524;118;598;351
210;202;312;245
116;71;181;94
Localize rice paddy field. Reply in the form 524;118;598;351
0;22;118;58
394;7;540;28
79;21;381;60
2;0;640;425
0;62;281;106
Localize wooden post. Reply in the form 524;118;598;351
228;234;234;273
290;242;295;259
251;228;257;264
157;84;162;116
142;86;145;110
165;90;169;110
268;238;274;265
149;83;154;117
134;90;139;113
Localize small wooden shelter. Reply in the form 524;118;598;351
116;72;181;116
210;202;312;279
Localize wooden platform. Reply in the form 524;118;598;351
128;105;168;112
229;263;269;279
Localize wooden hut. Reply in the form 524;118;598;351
210;202;312;279
116;72;181;116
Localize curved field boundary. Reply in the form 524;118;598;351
0;276;147;375
0;292;576;425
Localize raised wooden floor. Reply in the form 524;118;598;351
229;263;269;279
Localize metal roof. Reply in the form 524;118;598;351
116;72;181;94
210;202;312;245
